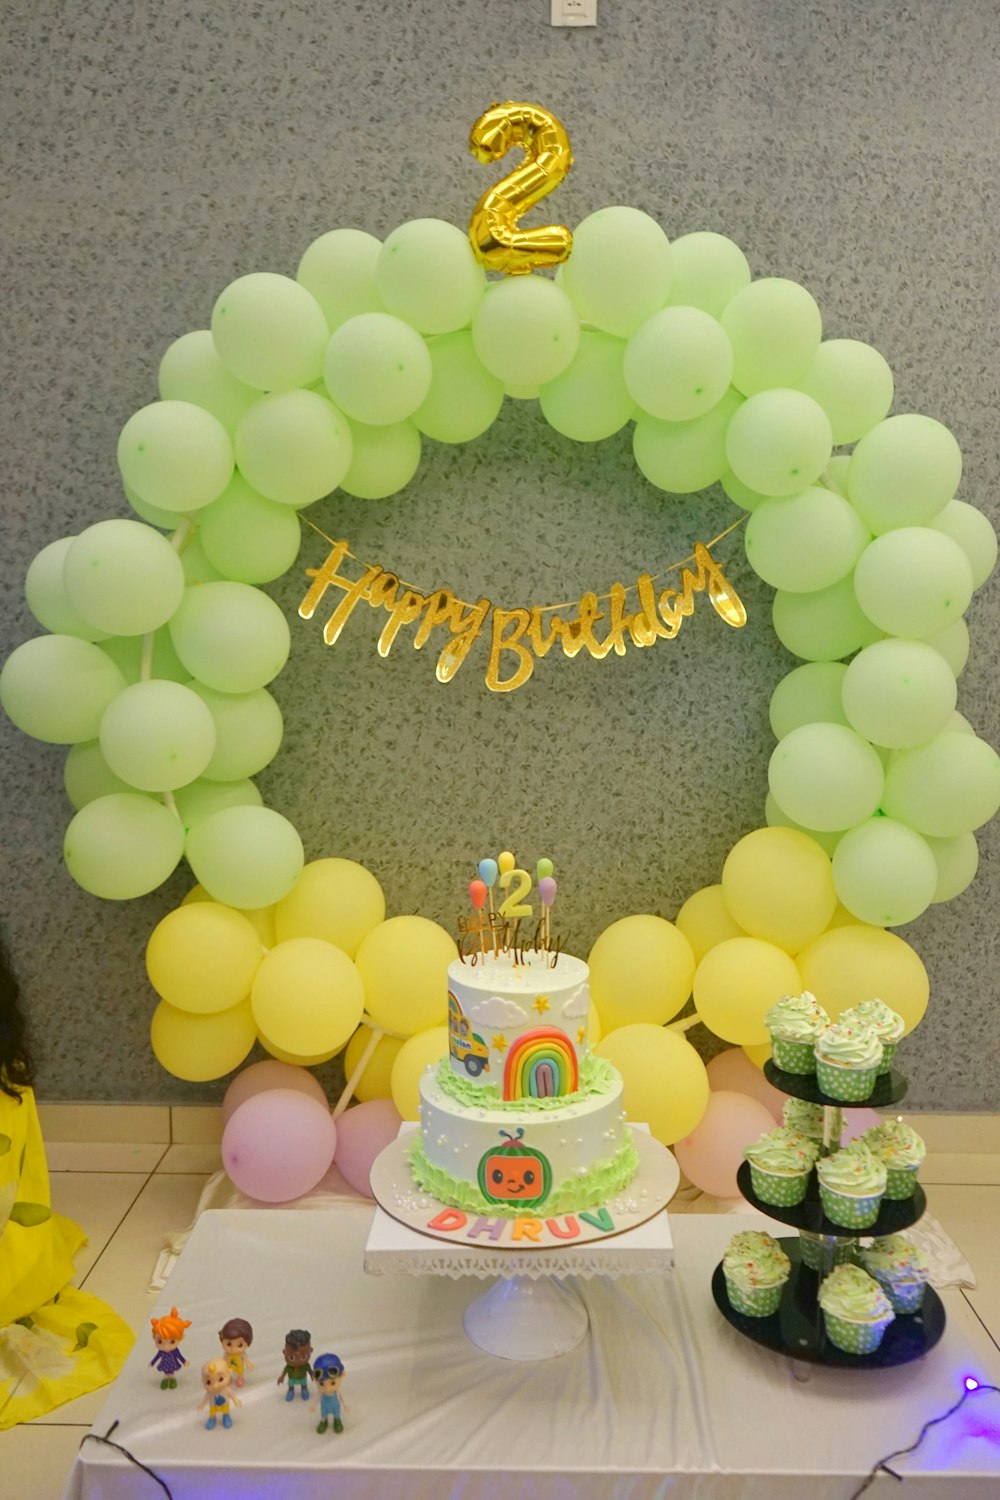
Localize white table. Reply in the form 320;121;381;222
65;1205;1000;1500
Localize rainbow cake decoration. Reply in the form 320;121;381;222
503;1027;580;1100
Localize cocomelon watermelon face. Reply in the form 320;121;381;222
477;1129;552;1206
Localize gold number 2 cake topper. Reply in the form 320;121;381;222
468;101;574;274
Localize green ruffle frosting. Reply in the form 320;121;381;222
862;1120;926;1169
814;1019;883;1069
818;1263;893;1322
435;1051;616;1113
722;1230;790;1290
816;1140;887;1196
406;1129;640;1219
744;1126;819;1173
860;1234;928;1280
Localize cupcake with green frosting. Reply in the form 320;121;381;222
765;992;829;1073
816;1141;887;1228
862;1120;926;1199
819;1263;895;1354
840;999;905;1075
783;1098;843;1151
814;1018;883;1101
744;1126;819;1207
860;1234;930;1313
722;1229;790;1317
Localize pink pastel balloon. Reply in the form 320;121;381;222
706;1047;786;1123
841;1107;883;1143
221;1059;328;1124
222;1089;337;1202
673;1090;777;1198
333;1098;402;1198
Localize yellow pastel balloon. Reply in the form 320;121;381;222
150;998;256;1082
274;857;386;958
355;916;456;1036
796;925;929;1035
675;884;745;964
588;915;695;1032
824;902;858;930
390;1025;449;1120
721;827;836;953
743;1040;773;1072
181;883;275;948
258;1036;346;1066
146;902;263;1014
693;937;802;1045
595;1024;709;1145
497;850;516;875
586;1000;602;1047
344;1025;405;1101
251;938;365;1058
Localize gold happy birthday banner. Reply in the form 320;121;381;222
298;519;748;694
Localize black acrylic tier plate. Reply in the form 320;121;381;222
712;1237;945;1368
764;1060;908;1110
737;1161;926;1239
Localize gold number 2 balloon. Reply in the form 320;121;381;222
468;101;574;275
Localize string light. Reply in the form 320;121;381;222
79;1421;173;1498
848;1377;999;1498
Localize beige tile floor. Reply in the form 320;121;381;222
4;1125;1000;1500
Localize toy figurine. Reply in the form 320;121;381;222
276;1328;313;1402
198;1359;242;1430
150;1307;192;1389
218;1317;254;1387
312;1353;347;1434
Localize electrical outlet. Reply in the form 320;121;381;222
551;0;597;27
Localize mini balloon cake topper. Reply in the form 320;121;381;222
456;851;563;965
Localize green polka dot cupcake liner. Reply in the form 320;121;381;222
724;1273;785;1318
867;1272;926;1315
819;1184;883;1228
823;1311;894;1355
883;1164;919;1200
749;1163;810;1207
815;1058;880;1102
876;1041;897;1076
770;1036;817;1074
798;1235;858;1271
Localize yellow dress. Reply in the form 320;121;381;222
0;1086;133;1429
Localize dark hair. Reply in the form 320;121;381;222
0;935;32;1102
219;1318;253;1345
284;1329;311;1350
313;1353;344;1377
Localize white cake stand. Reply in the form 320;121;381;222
365;1124;679;1361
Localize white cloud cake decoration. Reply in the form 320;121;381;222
467;996;530;1028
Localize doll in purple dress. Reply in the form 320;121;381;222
150;1307;192;1389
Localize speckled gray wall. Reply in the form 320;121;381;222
1;0;998;1108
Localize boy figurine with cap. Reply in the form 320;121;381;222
198;1358;242;1430
277;1329;313;1401
312;1353;347;1434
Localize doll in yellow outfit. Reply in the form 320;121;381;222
0;938;132;1429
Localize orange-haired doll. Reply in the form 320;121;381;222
150;1308;192;1390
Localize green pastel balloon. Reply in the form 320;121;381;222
833;817;937;927
663;232;751;319
924;618;970;677
99;680;216;792
376;218;486;335
99;627;188;685
769;722;884;831
623;307;733;422
158;330;258;434
633;388;743;493
720;469;771;512
764;790;843;856
123;481;182;530
720;279;822;396
560;206;672;337
882;733;1000;836
853;528;973;639
186;682;283;782
117;401;234;512
64;792;185;899
180;534;223;586
64;740;133;809
819;454;852;498
63;520;185;637
504;381;541;400
173;777;262;835
1;636;126;744
25;537;109;640
168;582;291;693
725;390;832;497
539;331;634;442
841;638;957;749
745;486;868;591
924;831;979;903
198;474;302;583
795;339;894;445
944;709;976;736
472;277;580;387
772;575;882;661
769;662;850;740
296;227;383;331
930;499;998;589
412;331;504;443
234;390;353;507
847;415;962;534
211;273;329;392
340;419;421;499
185;805;304;908
324;312;432;425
